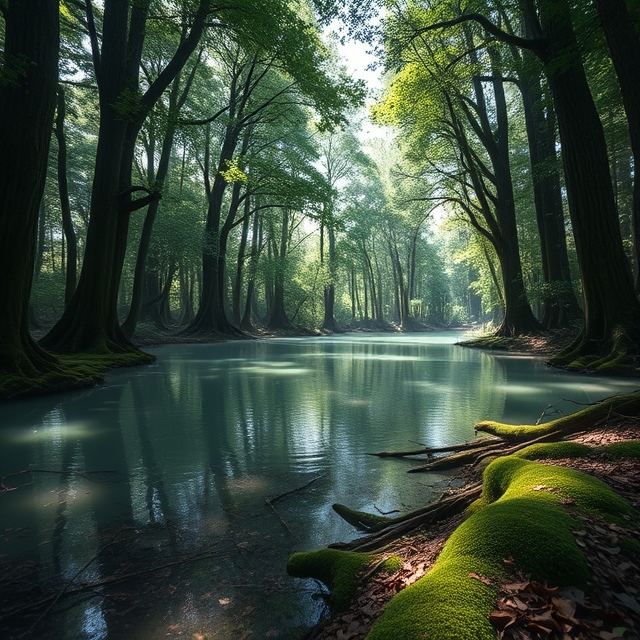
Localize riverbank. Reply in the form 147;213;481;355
300;418;640;640
289;332;640;640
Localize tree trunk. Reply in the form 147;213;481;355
533;0;640;371
517;54;581;328
266;210;292;330
41;0;207;355
0;0;60;387
55;86;78;307
594;0;640;290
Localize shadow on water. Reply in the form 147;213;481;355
1;333;638;639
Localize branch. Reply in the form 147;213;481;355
85;0;102;82
414;13;547;52
179;104;229;126
119;187;162;214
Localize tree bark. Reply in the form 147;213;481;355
41;0;208;355
533;0;640;370
55;86;78;307
517;53;581;328
0;0;60;383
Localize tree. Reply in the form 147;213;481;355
40;0;210;356
593;0;640;288
415;0;640;371
0;0;62;394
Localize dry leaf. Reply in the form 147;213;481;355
489;611;517;630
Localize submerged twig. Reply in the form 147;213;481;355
264;475;325;538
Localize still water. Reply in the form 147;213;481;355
1;333;638;639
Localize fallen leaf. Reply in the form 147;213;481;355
551;597;576;620
614;592;640;614
218;598;231;606
489;611;517;630
469;572;492;585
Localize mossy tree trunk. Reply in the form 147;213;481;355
0;0;59;377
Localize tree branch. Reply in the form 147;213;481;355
414;13;547;52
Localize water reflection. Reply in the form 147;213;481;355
0;333;637;639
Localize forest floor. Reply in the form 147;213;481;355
296;330;640;640
303;422;640;640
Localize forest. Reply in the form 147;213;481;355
1;2;640;639
1;0;638;401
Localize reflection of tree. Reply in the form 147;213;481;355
130;375;180;550
199;374;241;514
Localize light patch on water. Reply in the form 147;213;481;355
82;603;107;640
226;475;271;493
8;422;100;444
342;398;370;406
494;384;542;396
550;382;637;395
238;366;310;376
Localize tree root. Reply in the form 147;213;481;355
330;483;482;552
368;439;499;458
475;391;640;442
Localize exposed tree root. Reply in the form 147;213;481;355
329;484;482;552
368;439;498;458
475;391;640;442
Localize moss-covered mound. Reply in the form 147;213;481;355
364;456;638;639
286;549;401;611
515;440;640;462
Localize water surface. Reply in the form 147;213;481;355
1;333;637;639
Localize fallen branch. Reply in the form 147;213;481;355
1;468;120;492
265;475;325;537
368;439;500;458
0;550;226;623
330;483;482;552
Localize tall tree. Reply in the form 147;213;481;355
0;0;62;395
41;0;210;355
417;0;640;371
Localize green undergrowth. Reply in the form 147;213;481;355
286;549;402;611
363;455;637;639
0;350;155;400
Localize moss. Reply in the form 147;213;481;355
364;456;637;640
475;391;640;441
0;350;155;401
477;457;636;523
380;555;403;574
515;441;593;460
603;441;640;460
286;549;394;611
620;537;640;560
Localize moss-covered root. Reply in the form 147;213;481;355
365;457;637;640
286;549;401;611
475;390;640;442
332;504;395;531
548;325;639;374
